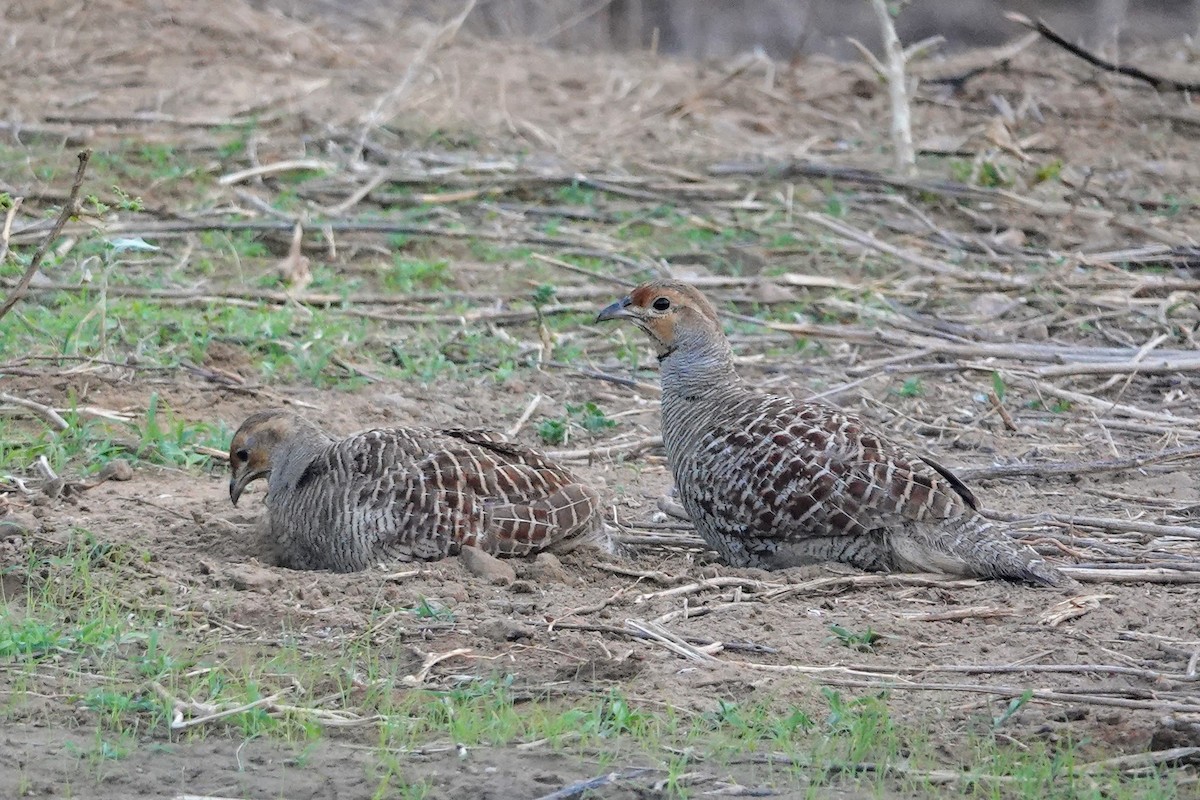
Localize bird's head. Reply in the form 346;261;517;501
228;409;304;506
595;280;722;359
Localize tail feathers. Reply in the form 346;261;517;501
890;515;1075;588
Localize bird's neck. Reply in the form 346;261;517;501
658;334;742;404
268;425;335;495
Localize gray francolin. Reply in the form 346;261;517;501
228;410;605;572
597;280;1071;587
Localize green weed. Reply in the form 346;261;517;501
827;624;883;652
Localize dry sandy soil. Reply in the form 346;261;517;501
3;1;1200;798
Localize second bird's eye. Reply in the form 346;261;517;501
652;297;671;311
236;448;249;462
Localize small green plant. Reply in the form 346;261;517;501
992;689;1033;730
820;688;897;763
827;624;882;652
0;617;70;658
536;402;615;445
895;378;923;398
536;418;567;445
567;401;616;434
585;690;651;738
410;597;455;621
991;371;1007;401
531;283;557;308
383;257;450;292
977;160;1010;188
135;393;229;468
1033;159;1063;184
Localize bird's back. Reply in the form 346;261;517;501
268;426;602;571
663;384;1067;585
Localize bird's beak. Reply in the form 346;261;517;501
596;296;635;322
229;470;261;506
229;475;245;506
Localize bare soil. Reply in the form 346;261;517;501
3;1;1200;798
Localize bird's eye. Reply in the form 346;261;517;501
652;296;671;311
235;448;249;462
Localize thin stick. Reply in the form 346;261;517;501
957;445;1200;482
0;196;23;267
1038;356;1200;377
987;509;1200;542
0;150;90;323
506;393;542;438
820;678;1200;713
534;768;655;800
1079;747;1200;774
217;159;337;186
548;621;778;655
625;618;721;663
401;648;472;687
0;392;70;431
545;435;662;463
1006;13;1200;93
868;0;916;174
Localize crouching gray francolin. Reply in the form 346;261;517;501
228;409;606;572
597;280;1072;587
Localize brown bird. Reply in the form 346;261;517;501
228;409;605;572
597;280;1071;587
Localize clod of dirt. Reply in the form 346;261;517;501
477;619;535;642
0;512;37;538
555;656;643;683
96;459;134;482
519;552;571;584
225;563;284;592
1152;718;1200;749
459;546;516;586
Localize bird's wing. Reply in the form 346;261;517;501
693;397;977;539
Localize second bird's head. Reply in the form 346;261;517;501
228;409;306;505
596;280;722;359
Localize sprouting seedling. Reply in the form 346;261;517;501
531;284;556;309
992;689;1033;730
567;402;616;433
991;371;1006;402
827;623;883;652
535;419;567;445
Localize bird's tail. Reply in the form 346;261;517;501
890;513;1074;587
480;482;606;557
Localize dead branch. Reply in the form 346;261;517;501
0;196;22;268
867;0;915;175
957;445;1200;482
0;392;70;431
0;150;90;323
1006;13;1200;93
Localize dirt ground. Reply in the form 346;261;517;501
4;1;1200;798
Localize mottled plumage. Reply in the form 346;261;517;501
597;280;1071;587
228;410;604;572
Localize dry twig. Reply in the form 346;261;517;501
866;0;916;174
1007;13;1200;93
0;150;90;323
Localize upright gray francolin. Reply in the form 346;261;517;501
228;410;604;572
597;280;1071;586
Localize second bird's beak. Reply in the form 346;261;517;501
229;471;260;506
596;296;635;322
229;476;245;506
